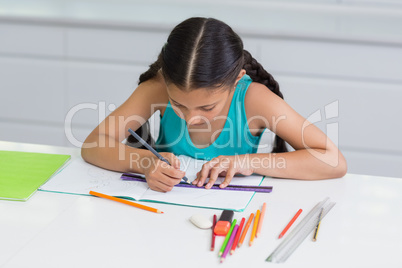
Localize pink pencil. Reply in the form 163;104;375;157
256;202;267;238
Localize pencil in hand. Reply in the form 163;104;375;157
128;128;191;184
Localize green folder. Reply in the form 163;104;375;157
0;151;71;201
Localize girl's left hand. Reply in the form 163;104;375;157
192;155;254;189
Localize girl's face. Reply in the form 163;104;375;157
166;84;233;127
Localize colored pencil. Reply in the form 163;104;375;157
238;213;254;248
211;214;217;251
313;208;324;241
128;128;190;184
249;209;260;246
278;209;303;239
221;224;239;263
230;217;245;254
256;202;267;238
89;191;163;214
218;219;237;257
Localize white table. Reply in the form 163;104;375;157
1;141;401;268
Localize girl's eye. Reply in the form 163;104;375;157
173;102;184;108
201;106;214;112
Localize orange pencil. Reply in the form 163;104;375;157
238;213;254;248
256;202;267;238
249;209;260;246
89;191;163;214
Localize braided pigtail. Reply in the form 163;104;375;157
243;50;288;153
138;54;162;85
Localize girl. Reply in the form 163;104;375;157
81;17;347;192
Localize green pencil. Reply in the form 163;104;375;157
219;219;237;257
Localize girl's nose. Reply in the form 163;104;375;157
185;112;205;126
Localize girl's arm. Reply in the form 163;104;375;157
194;83;347;188
245;82;347;180
81;74;184;192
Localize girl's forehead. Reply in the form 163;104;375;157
166;84;229;105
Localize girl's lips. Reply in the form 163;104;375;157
191;122;206;126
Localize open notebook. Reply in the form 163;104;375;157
40;155;266;211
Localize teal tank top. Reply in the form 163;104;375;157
155;75;264;161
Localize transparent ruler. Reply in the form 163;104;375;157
266;197;336;263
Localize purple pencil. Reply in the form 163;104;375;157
221;224;239;263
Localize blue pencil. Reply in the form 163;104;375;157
128;128;190;184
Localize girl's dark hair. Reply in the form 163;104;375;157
138;17;287;153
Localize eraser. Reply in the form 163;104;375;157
190;214;213;229
214;210;234;236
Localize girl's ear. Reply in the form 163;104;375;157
234;69;247;85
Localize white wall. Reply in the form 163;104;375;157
0;0;401;178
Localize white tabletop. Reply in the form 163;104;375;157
1;141;401;268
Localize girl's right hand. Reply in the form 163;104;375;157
142;152;185;192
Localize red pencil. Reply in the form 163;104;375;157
211;214;217;251
278;209;303;239
230;217;245;255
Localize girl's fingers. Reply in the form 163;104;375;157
205;163;225;189
197;161;215;187
148;174;180;192
161;154;185;182
160;162;185;180
196;175;206;187
195;157;236;188
171;156;181;170
160;153;181;170
192;172;200;185
220;166;236;188
146;166;184;192
151;181;174;192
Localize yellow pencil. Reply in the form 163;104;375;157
256;202;266;238
249;209;260;246
89;191;164;214
313;208;324;241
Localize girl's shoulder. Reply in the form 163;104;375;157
244;82;285;130
127;71;169;107
244;82;280;113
